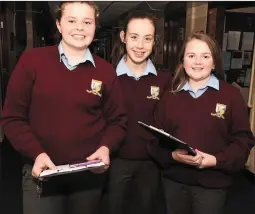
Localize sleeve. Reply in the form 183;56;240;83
99;70;127;152
0;51;45;160
214;88;255;172
147;90;178;168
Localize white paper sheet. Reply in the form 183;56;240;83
241;32;254;51
227;31;241;50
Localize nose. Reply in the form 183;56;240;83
76;22;84;31
194;56;202;64
136;38;144;48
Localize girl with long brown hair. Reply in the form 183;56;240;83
149;32;255;214
107;10;172;214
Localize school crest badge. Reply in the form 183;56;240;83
147;86;160;100
211;103;227;119
86;79;102;97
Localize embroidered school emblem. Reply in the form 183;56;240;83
86;79;102;97
211;103;227;119
147;86;160;100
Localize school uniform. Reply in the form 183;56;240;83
148;74;255;214
1;42;127;214
107;56;172;214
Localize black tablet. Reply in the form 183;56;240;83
138;121;196;156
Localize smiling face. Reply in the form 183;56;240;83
183;38;215;82
121;18;155;65
56;2;96;50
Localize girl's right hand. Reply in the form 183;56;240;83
172;149;203;166
32;153;56;178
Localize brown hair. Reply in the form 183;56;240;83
110;10;160;68
172;32;225;93
55;1;99;42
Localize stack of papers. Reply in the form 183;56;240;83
39;160;106;178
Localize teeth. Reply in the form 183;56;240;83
72;35;85;39
134;51;144;56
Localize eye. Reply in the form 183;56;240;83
188;54;194;58
204;55;211;59
84;21;91;25
68;20;75;24
131;35;138;40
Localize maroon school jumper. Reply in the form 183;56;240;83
117;71;172;159
1;45;127;165
150;80;255;188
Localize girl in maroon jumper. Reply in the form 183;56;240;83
107;10;172;214
149;32;255;214
1;2;127;214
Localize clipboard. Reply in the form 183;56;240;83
39;160;106;178
138;121;196;156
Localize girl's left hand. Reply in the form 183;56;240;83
195;149;217;169
86;146;110;173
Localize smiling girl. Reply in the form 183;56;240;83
150;32;255;214
1;2;127;214
107;10;172;214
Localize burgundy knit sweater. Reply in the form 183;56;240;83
149;80;255;188
1;46;127;165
